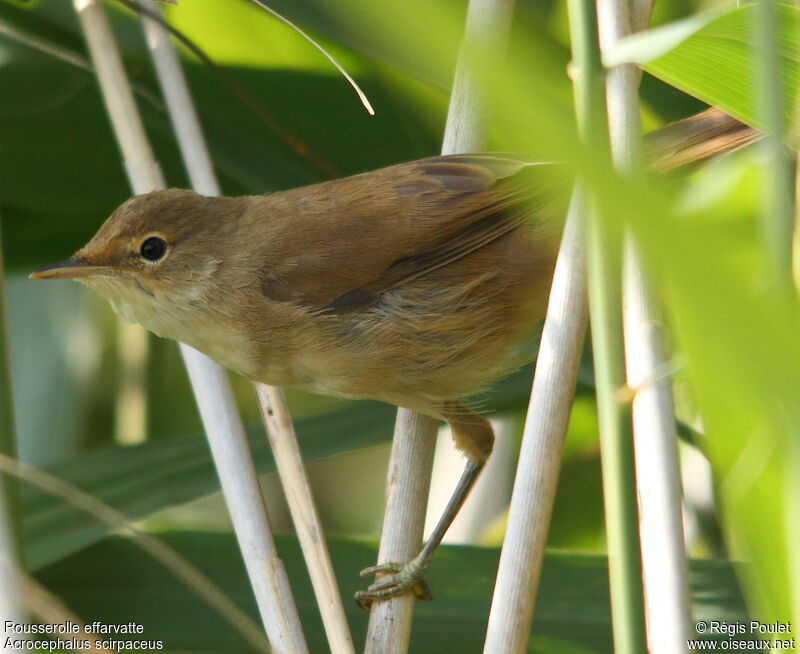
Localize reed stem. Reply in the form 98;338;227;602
598;0;691;650
140;5;353;651
567;0;647;649
0;226;25;646
73;1;307;649
366;0;515;650
483;188;589;654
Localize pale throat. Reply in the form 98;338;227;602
80;275;257;379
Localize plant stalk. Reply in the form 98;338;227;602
73;1;307;650
755;0;794;295
139;5;353;651
567;0;647;650
483;187;589;654
756;0;797;631
365;0;515;650
0;224;25;646
597;0;691;650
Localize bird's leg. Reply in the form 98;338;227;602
356;402;493;609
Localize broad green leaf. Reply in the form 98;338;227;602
163;0;355;70
0;45;87;118
22;401;396;570
19;367;534;571
34;531;753;653
20;357;604;572
0;62;443;271
0;1;446;272
602;9;724;67
605;3;800;128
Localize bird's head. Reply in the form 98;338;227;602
31;189;243;333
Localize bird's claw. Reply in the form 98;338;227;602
355;560;433;610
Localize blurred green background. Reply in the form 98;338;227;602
1;0;797;651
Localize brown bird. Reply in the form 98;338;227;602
31;108;757;607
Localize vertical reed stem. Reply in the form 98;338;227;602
0;228;21;560
139;5;353;651
755;0;797;630
483;188;588;654
365;0;515;650
73;1;307;650
364;411;438;653
567;0;646;650
755;0;793;294
0;226;25;648
598;0;691;650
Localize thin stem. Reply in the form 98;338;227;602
441;0;516;154
483;188;589;654
115;0;339;178
73;1;307;650
0;228;21;561
364;411;438;654
587;185;645;654
365;0;515;650
0;226;25;642
10;567;115;654
139;7;352;650
757;0;797;629
792;6;800;631
598;0;691;650
254;385;355;654
567;0;647;652
245;0;374;115
0;452;269;653
623;245;691;653
755;0;794;294
0;19;92;71
0;17;164;110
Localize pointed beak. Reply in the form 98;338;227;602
29;256;113;280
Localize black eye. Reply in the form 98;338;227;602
139;236;167;262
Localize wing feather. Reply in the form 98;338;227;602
256;154;561;314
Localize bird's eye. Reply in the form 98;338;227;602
139;236;167;262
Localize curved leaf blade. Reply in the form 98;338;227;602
606;4;800;128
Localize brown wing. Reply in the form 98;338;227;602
644;108;759;172
255;153;561;314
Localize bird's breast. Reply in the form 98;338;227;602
84;276;261;380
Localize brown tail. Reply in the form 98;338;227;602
645;108;760;172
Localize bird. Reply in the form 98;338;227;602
31;107;757;607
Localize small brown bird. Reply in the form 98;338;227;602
31;108;756;606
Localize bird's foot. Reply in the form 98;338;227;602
355;558;433;610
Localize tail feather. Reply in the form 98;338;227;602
645;108;760;172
